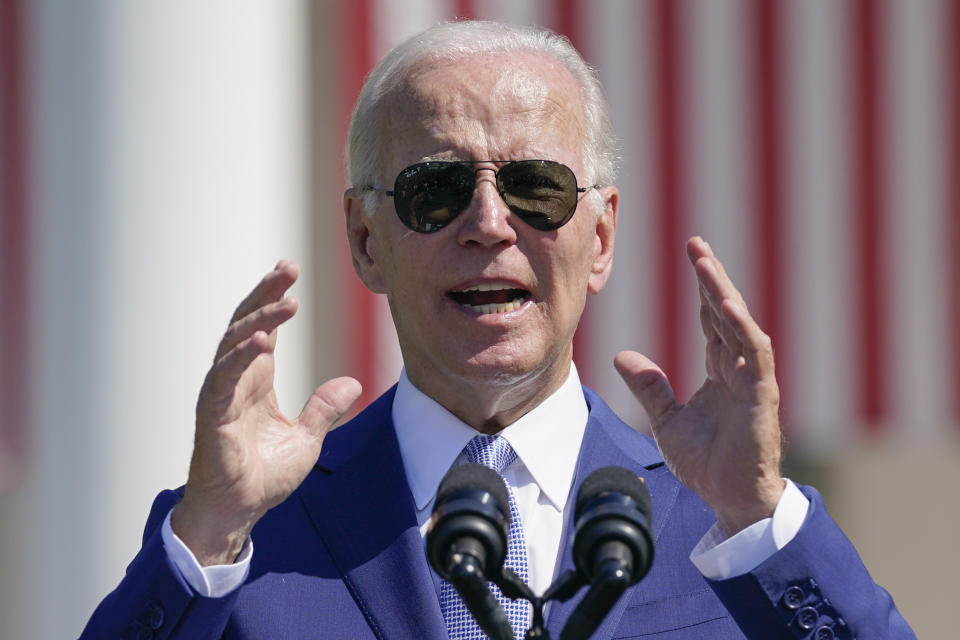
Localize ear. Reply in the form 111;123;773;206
587;186;618;294
344;188;388;294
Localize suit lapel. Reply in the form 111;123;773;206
297;388;447;640
295;384;677;640
546;387;678;640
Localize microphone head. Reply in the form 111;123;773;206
572;466;654;585
427;462;511;581
575;466;651;522
436;462;511;519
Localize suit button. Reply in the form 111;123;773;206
783;585;806;609
815;626;836;640
148;604;164;629
796;606;819;630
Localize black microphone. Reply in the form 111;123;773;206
427;462;515;640
561;467;654;640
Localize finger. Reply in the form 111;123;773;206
721;299;775;379
706;296;743;353
614;351;680;428
216;297;299;362
694;253;759;354
685;234;710;263
203;330;273;402
689;237;747;310
704;339;725;381
696;282;736;349
698;301;720;345
298;377;363;437
695;257;746;317
230;261;300;324
689;238;764;377
686;235;728;288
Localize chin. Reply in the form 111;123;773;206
457;346;557;387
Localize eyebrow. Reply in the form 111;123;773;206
419;153;469;162
416;156;523;165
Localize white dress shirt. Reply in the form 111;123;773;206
162;363;808;597
393;364;588;595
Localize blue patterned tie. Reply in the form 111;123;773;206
439;435;531;639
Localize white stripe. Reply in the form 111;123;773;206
782;0;858;450
473;0;547;24
372;0;448;61
683;0;754;304
583;0;658;430
884;0;952;440
679;0;753;397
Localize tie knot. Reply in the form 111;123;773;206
463;435;517;474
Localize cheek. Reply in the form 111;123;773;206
558;232;597;281
381;243;438;305
546;244;597;315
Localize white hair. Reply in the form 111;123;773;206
346;20;619;213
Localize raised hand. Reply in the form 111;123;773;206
171;261;361;565
614;237;784;535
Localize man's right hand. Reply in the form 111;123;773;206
171;261;361;566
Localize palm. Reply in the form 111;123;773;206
174;262;360;565
615;237;783;534
652;372;779;519
195;349;321;515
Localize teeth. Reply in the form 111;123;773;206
465;298;525;314
460;283;515;293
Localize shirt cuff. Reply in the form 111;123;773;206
689;479;809;580
160;508;253;598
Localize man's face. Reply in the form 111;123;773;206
347;51;617;415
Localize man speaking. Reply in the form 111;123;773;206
82;20;913;639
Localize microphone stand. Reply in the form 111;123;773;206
495;568;586;640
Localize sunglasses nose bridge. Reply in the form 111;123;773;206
465;166;507;210
471;165;499;193
456;168;518;245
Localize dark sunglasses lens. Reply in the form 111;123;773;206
498;160;579;230
393;163;475;233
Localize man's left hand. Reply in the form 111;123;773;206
615;236;784;536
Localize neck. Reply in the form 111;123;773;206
404;356;573;434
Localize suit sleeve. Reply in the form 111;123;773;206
78;489;240;640
708;485;916;639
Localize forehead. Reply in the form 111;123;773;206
381;51;587;168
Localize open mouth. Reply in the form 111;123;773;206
447;284;531;314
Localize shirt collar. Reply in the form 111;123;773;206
392;363;589;513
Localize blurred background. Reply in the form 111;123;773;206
1;0;957;637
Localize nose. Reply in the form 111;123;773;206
455;170;518;247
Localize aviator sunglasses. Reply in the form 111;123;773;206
365;160;598;233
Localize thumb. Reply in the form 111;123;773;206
614;351;679;428
298;376;363;437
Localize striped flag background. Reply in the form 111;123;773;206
0;1;957;637
328;0;960;453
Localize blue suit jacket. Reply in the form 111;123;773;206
82;387;914;639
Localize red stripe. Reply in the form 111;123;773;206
336;0;377;410
649;0;688;398
947;0;960;425
453;0;474;19
850;0;887;427
748;0;789;420
0;0;29;487
553;0;581;50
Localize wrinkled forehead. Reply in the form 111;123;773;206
377;51;588;174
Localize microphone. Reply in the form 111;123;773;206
561;467;654;640
426;462;515;640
